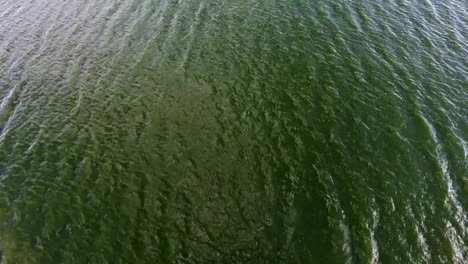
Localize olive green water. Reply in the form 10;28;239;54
0;0;467;263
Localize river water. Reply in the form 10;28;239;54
0;0;467;263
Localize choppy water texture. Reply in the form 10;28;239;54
0;0;467;263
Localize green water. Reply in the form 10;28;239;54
0;0;467;263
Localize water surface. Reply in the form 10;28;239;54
0;0;467;263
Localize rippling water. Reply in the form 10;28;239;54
0;0;467;263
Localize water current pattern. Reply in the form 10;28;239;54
0;0;467;263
